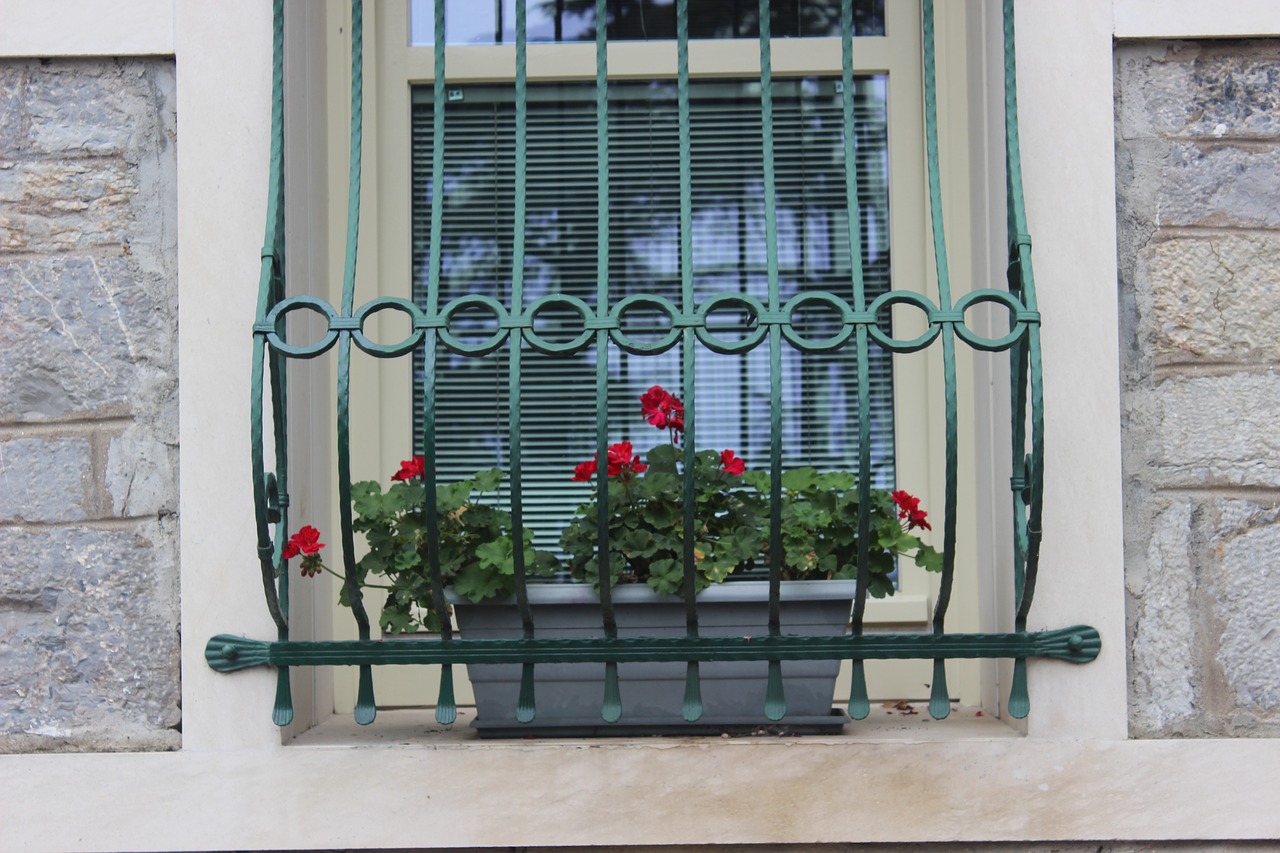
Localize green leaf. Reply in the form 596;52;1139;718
781;467;817;492
472;467;503;492
646;443;679;473
914;545;944;574
476;537;516;574
453;562;509;602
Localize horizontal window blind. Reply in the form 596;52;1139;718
411;77;893;551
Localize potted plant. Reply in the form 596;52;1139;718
449;385;941;735
288;385;940;735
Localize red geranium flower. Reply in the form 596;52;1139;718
571;457;599;482
892;490;931;531
391;455;426;481
606;441;647;477
640;385;685;436
720;449;746;476
571;442;647;481
283;525;325;561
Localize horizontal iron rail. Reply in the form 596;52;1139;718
207;625;1100;672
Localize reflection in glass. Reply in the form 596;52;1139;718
410;0;885;46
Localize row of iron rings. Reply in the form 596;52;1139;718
257;290;1038;359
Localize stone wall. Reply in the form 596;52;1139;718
1117;41;1280;737
0;59;179;751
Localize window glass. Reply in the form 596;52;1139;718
410;0;885;46
411;77;893;551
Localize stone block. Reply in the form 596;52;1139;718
0;523;180;750
1138;235;1280;364
0;437;91;523
0;158;136;253
1116;42;1280;140
106;434;175;518
1155;143;1280;229
0;66;22;153
1127;497;1197;733
0;254;175;421
22;61;161;157
1136;372;1280;489
1212;500;1280;716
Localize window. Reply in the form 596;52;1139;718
217;0;1090;722
326;0;986;713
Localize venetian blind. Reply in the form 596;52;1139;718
411;77;894;550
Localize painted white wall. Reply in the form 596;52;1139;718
1114;0;1280;38
0;0;173;57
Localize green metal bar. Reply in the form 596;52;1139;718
922;0;958;721
250;0;288;639
509;0;536;723
758;0;786;722
675;0;703;724
423;0;455;726
1002;0;1043;719
254;0;293;726
839;0;873;722
593;0;621;725
334;0;375;725
207;625;1102;671
1004;0;1043;631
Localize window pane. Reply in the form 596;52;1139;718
411;77;892;550
410;0;885;46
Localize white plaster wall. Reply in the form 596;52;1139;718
0;0;173;57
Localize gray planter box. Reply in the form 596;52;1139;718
448;580;855;737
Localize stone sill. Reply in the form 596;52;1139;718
5;728;1280;850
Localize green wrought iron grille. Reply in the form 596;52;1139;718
207;0;1099;729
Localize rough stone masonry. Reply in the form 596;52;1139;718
0;59;179;751
1117;40;1280;737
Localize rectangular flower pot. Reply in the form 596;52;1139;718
447;580;855;737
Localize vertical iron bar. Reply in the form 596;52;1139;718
758;0;786;722
1003;0;1043;719
335;0;376;725
510;0;536;723
252;0;289;642
839;0;872;721
675;0;703;723
423;0;456;726
594;0;622;724
922;0;957;721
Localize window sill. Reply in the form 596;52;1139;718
289;704;1019;748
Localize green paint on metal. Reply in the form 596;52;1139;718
517;662;536;723
602;662;622;723
422;0;452;653
765;659;786;721
205;626;1102;671
435;663;457;725
847;659;870;720
682;661;704;722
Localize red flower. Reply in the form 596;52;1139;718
892;490;931;531
640;385;685;435
283;525;325;560
720;449;746;476
391;455;426;481
606;441;647;477
571;442;647;481
571;457;598;482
